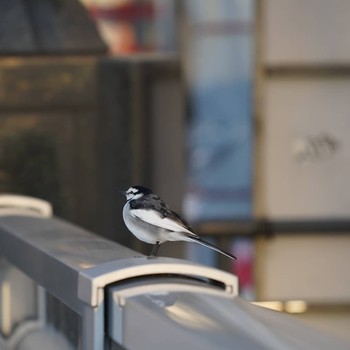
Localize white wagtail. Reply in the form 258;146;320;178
121;185;237;259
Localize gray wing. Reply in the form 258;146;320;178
130;194;196;234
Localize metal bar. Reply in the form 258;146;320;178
265;64;350;78
0;216;139;314
81;292;105;350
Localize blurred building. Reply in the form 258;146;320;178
255;0;350;343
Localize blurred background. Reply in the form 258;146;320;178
0;0;350;343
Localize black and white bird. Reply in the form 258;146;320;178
121;185;237;259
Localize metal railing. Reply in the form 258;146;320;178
0;195;348;350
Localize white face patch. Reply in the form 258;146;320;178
125;187;143;201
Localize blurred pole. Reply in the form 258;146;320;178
179;0;256;268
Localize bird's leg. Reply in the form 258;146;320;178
149;241;161;257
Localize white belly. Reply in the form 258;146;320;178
123;203;160;244
122;203;186;244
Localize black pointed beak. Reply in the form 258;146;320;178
118;190;126;196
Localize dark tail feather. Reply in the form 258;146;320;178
187;235;237;260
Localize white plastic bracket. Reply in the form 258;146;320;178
0;194;52;217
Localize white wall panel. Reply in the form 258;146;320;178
263;77;350;219
259;235;350;301
264;0;350;64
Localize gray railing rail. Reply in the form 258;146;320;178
0;195;349;350
0;195;238;350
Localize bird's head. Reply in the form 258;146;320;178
122;185;152;201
